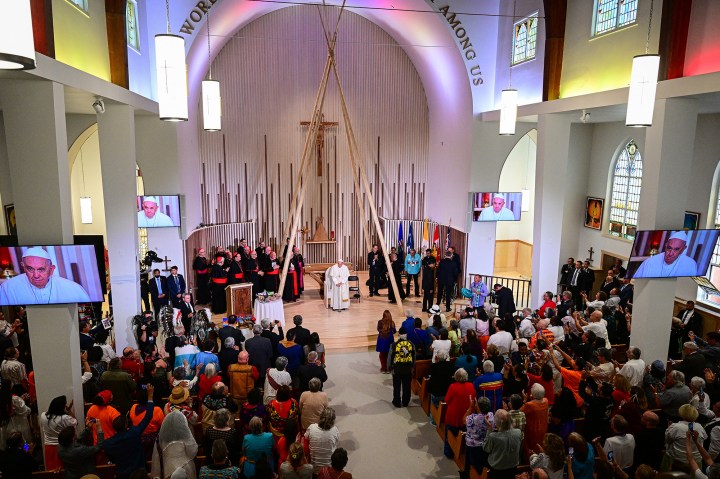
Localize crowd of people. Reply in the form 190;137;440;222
0;308;350;479
375;256;720;479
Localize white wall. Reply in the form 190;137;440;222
146;227;186;278
684;0;720;77
493;0;545;107
497;132;536;243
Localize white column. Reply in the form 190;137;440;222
531;114;573;306
0;80;85;429
97;104;141;353
632;98;699;364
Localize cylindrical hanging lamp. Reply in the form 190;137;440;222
80;197;93;224
0;1;36;70
202;80;221;131
625;54;660;127
155;34;188;121
499;89;518;136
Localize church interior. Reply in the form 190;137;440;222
4;0;720;477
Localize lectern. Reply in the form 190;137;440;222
226;283;253;316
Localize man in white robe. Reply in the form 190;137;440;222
137;196;174;227
634;230;698;278
328;259;350;311
478;194;516;221
0;247;91;305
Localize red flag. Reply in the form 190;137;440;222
432;225;440;259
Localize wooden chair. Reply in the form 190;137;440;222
611;344;628;363
447;428;466;469
95;464;117;479
411;359;431;395
469;465;487;479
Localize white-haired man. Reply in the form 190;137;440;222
634;230;699;277
137;196;174;227
478;194;516;221
0;247;91;305
328;258;350;311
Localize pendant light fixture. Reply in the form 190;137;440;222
626;0;659;127
155;0;188;121
202;9;221;131
79;150;93;224
500;0;519;135
0;1;36;70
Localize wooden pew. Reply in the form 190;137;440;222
447;428;466;470
32;471;62;479
419;377;430;414
95;464;117;479
432;401;447;440
412;359;431;395
469;465;487;479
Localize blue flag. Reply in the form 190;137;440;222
407;223;414;250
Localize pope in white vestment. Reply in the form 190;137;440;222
634;230;699;278
328;259;350;311
478;194;517;221
138;196;175;227
0;247;91;305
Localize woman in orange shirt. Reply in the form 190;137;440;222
129;386;165;460
521;383;549;462
86;390;120;444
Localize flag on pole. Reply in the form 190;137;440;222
421;219;429;251
432;224;440;259
397;223;404;256
407;223;414;250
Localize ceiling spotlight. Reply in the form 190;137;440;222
92;99;105;115
580;109;591;123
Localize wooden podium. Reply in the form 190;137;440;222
226;283;254;316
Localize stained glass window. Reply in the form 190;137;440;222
66;0;89;14
608;140;642;240
512;13;538;65
594;0;638;36
127;0;140;51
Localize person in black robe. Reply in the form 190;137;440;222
492;283;517;319
192;248;211;304
436;252;459;312
245;251;261;298
255;241;267;261
387;253;406;304
280;248;300;303
367;244;385;297
210;254;229;314
291;246;305;294
261;251;280;293
228;253;245;285
421;249;436;312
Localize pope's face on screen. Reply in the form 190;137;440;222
492;197;505;213
142;201;159;219
664;239;687;265
23;256;55;289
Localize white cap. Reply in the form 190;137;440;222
494;193;506;201
669;231;689;242
337;258;344;263
22;247;51;261
142;196;159;205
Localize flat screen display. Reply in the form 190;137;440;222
137;195;181;228
472;192;522;222
0;245;104;305
626;229;720;279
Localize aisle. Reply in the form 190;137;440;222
324;350;459;478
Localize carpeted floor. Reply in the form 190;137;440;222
323;350;459;478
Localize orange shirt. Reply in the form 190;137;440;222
129;403;165;434
559;368;585;407
86;404;120;444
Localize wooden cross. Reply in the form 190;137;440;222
300;114;338;176
587;247;595;263
161;255;173;272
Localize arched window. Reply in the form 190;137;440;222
608;139;642;240
512;13;538;65
593;0;638;37
127;0;140;51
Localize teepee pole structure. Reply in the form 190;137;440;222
277;2;345;296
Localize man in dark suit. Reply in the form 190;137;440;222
568;260;584;307
436;252;459;312
618;277;634;308
600;273;620;297
218;315;245;349
148;269;169;319
669;300;703;359
559;257;575;290
245;324;273;385
79;321;94;352
178;293;195;335
448;246;462;292
287;315;311;347
580;261;595;297
367;244;385;297
166;266;186;308
260;318;284;361
493;283;516;319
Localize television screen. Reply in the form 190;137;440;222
472;192;522;222
137;195;181;227
0;245;105;305
626;229;720;279
74;235;107;296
